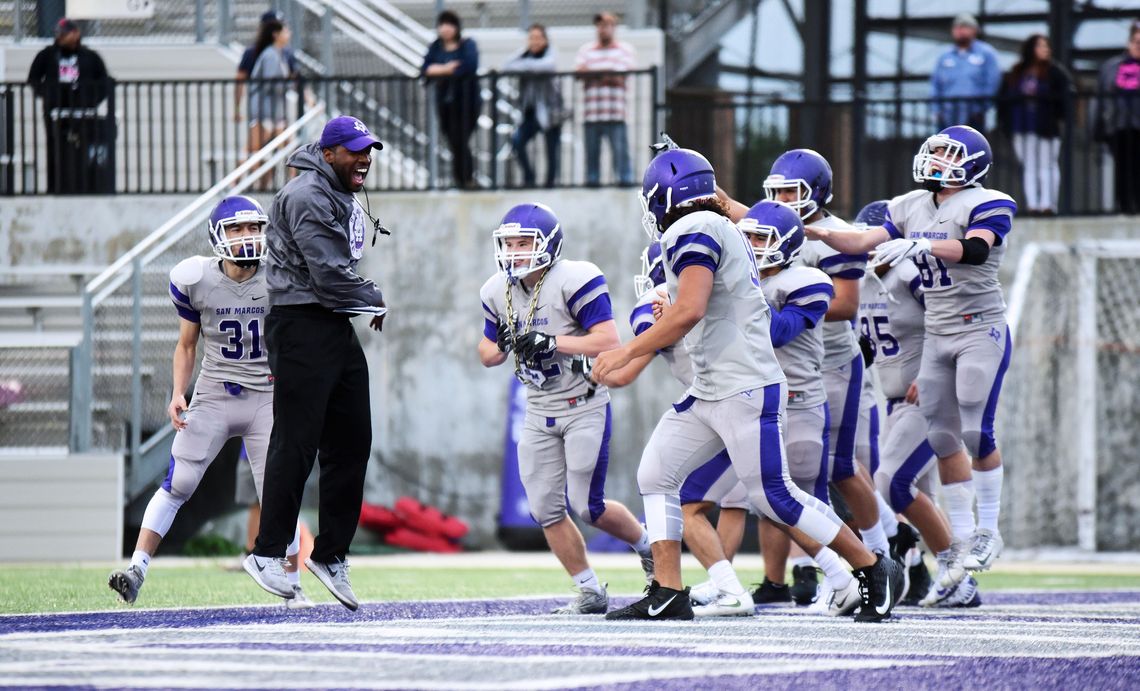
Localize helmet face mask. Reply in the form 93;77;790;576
208;196;268;266
492;203;563;283
633;242;665;296
738;200;805;271
762;176;816;219
912;126;992;190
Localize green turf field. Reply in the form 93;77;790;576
3;561;1140;615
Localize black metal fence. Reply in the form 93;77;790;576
665;91;1140;217
1;69;659;196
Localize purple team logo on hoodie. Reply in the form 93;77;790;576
348;204;365;260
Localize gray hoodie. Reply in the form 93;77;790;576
266;143;383;309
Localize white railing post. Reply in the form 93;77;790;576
1075;248;1098;551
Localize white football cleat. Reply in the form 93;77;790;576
692;590;754;617
285;585;315;609
688;579;719;606
806;582;833;614
931;575;982;608
963;528;1004;572
825;578;862;616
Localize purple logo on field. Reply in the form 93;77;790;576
348;205;365;260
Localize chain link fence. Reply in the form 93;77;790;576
0;343;75;449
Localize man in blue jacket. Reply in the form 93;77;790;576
243;116;386;612
931;13;1002;131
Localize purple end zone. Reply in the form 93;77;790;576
2;591;1138;636
591;656;1140;691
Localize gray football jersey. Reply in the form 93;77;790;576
885;186;1016;335
761;265;833;409
480;259;612;416
169;256;272;392
796;213;866;371
630;286;694;388
660;210;785;400
859;261;925;400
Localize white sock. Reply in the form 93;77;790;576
860;523;890;556
572;568;602;594
707;559;746;596
942;480;977;541
630;529;652;558
814;547;853;590
287;569;300;587
130;550;151;579
973;467;1003;532
876;492;900;538
790;555;813;569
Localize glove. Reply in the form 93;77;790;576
871;238;932;268
515;331;558;363
495;319;514;353
570;355;593;377
859;334;876;369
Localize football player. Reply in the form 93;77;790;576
478;202;654;615
718;151;900;570
855;200;978;607
594;148;902;622
808;126;1015;576
108;196;311;608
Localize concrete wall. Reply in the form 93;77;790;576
0;452;123;561
6;190;1140;546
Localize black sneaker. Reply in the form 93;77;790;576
751;578;792;604
901;552;933;607
605;580;694;620
889;522;920;563
790;565;820;606
853;555;904;622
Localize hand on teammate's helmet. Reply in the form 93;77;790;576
515;331;557;363
495;319;514;353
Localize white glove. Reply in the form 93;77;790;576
871;238;932;268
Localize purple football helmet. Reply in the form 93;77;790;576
737;200;805;271
633;241;665;296
493;202;563;282
913;125;992;189
639;148;717;239
208;195;268;264
854;199;889;227
763;149;833;220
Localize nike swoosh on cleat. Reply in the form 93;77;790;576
647;594;677;617
720;598;741;608
255;562;266;573
328;568;338;578
875;580;892;615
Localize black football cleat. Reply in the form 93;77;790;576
605;580;694;621
853;555;904;622
751;578;792;604
790;565;820;606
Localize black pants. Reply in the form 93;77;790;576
439;103;478;186
254;304;372;562
1110;129;1140;215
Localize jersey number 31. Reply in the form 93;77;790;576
219;319;264;360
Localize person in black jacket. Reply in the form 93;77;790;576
422;11;482;189
243;116;386;612
998;34;1071;215
1093;21;1140;214
26;18;112;194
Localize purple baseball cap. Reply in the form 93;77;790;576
319;116;384;152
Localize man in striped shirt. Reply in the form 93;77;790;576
576;12;636;186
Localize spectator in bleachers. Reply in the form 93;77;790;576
422;11;482;190
998;34;1071;216
504;24;566;188
1094;20;1140;215
930;13;1001;132
247;17;295;190
26;18;112;194
235;11;299;125
576;12;635;186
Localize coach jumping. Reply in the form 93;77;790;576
243;115;386;611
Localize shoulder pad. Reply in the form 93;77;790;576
170;256;209;287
